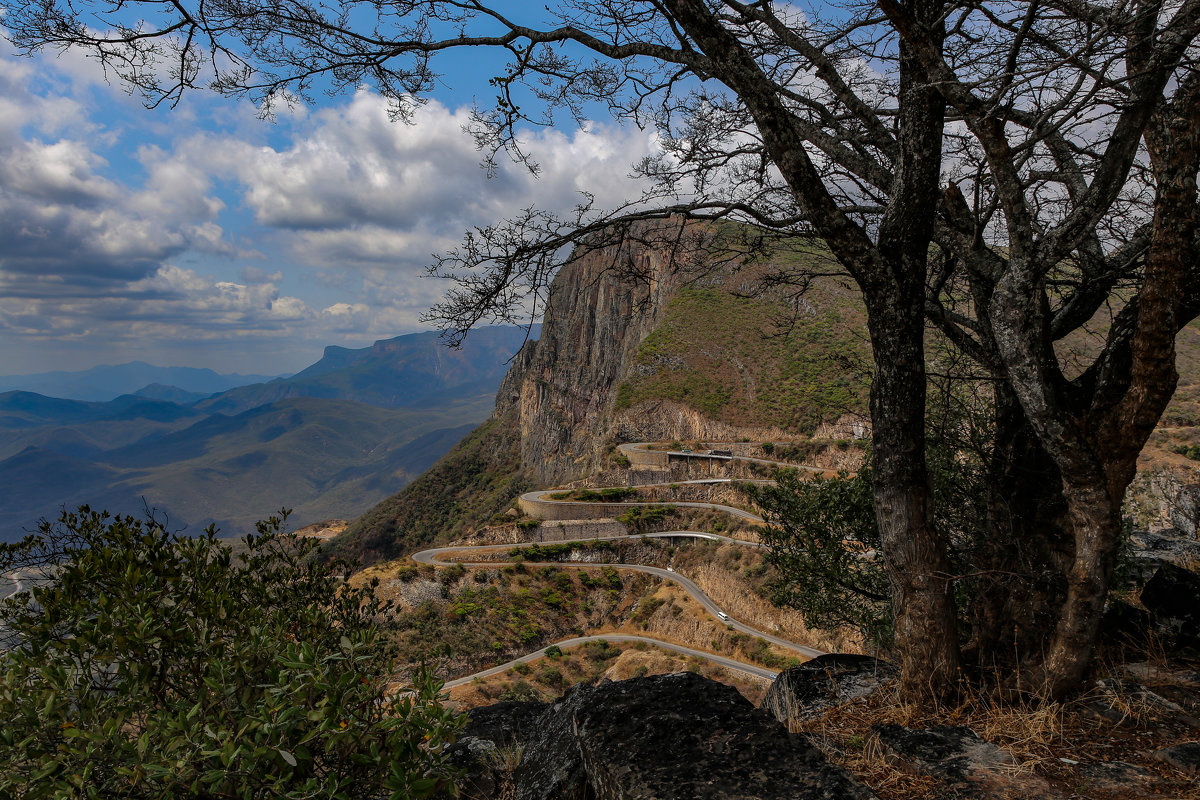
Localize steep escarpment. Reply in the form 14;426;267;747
335;228;870;561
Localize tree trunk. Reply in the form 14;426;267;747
868;298;962;696
969;386;1072;677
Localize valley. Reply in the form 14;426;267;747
0;326;533;541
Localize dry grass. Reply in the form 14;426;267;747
785;665;1200;800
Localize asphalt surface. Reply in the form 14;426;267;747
442;633;780;689
617;442;827;473
418;442;835;686
413;531;825;686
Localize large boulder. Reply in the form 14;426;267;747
445;700;548;800
512;672;876;800
1127;529;1200;577
871;724;1062;800
761;654;896;727
1140;563;1200;650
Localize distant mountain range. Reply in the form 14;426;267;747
0;326;537;543
0;363;280;402
197;327;536;415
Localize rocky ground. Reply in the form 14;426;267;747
443;529;1200;800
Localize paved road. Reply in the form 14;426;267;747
413;532;824;686
442;633;779;689
421;443;834;687
520;489;766;522
618;442;827;473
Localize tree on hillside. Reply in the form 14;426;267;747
6;0;1199;697
0;508;462;799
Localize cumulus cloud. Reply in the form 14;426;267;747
171;90;659;269
0;47;658;373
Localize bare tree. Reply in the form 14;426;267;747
6;0;1198;697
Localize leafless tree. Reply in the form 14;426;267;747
6;0;1198;697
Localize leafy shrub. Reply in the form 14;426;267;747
616;505;678;532
536;665;564;689
0;507;464;799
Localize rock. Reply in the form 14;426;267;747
1152;741;1200;776
1140;564;1200;650
445;700;547;800
1128;529;1200;575
761;653;896;727
871;724;1062;800
1098;598;1154;652
513;672;877;800
1078;761;1157;797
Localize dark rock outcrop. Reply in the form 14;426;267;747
762;653;896;727
446;700;547;799
871;724;1061;800
1152;741;1200;776
1140;564;1200;650
1078;761;1158;797
459;672;876;800
1128;529;1200;576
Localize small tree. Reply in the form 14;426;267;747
747;469;892;650
0;507;463;799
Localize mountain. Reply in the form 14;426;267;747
331;228;872;563
0;362;280;402
0;394;494;542
195;326;539;415
0;326;535;543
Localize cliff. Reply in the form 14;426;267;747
334;226;871;560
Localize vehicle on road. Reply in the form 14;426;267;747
717;611;729;621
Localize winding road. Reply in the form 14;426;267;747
420;443;831;688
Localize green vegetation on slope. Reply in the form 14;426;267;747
613;279;870;433
330;415;530;564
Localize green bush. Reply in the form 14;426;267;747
0;507;463;799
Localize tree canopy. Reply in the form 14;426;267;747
0;508;463;799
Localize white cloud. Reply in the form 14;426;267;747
0;46;659;373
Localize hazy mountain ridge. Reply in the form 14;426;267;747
0;362;280;402
195;326;539;415
0;327;532;542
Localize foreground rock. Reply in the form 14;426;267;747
446;700;547;799
454;672;876;800
1140;564;1200;650
1153;741;1200;776
762;654;896;727
872;724;1062;800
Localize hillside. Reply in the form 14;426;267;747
334;229;872;561
337;227;1200;563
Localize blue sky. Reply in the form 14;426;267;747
0;37;658;376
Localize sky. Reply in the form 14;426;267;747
0;36;659;376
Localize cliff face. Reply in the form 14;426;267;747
337;227;871;558
497;232;687;486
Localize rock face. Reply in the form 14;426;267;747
454;672;876;800
1152;741;1200;776
495;225;690;487
762;654;896;727
1128;529;1200;577
1140;563;1200;649
445;700;547;799
871;724;1062;800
